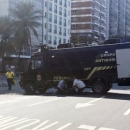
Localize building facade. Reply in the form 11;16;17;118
71;0;108;44
109;0;130;38
0;0;71;54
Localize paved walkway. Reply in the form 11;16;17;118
0;76;25;95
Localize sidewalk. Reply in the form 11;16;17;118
0;77;25;95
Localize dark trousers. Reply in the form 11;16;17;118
7;78;13;90
77;87;86;94
56;87;65;94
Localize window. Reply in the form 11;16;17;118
64;18;66;26
54;15;57;23
54;36;57;45
64;28;66;36
48;35;52;44
54;0;57;3
63;39;66;43
49;24;52;32
49;2;52;11
64;9;67;17
59;27;62;35
59;7;62;15
59;0;62;5
72;10;77;14
49;13;52;22
54;4;57;13
54;25;57;33
59;17;62;25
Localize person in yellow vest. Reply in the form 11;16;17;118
5;68;14;90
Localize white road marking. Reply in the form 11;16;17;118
78;125;96;130
39;121;59;130
98;127;117;130
15;119;40;130
57;123;72;130
0;116;12;121
124;108;130;115
76;96;105;108
32;120;49;130
0;118;29;129
0;96;36;104
28;98;62;106
0;117;17;125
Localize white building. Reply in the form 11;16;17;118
0;0;71;51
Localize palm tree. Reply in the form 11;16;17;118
10;2;41;70
10;2;41;46
0;16;14;57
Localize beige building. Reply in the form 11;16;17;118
71;0;108;44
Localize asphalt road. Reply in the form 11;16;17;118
0;84;130;130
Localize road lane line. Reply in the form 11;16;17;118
85;96;105;104
57;123;72;130
31;120;49;130
0;118;28;128
28;98;62;106
0;97;36;104
0;117;17;125
0;116;13;121
124;108;130;115
39;121;59;130
76;96;105;108
98;127;117;130
15;119;40;130
78;125;96;130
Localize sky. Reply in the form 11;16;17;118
0;0;9;16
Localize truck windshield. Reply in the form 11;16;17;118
29;56;43;69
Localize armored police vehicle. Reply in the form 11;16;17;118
19;41;130;94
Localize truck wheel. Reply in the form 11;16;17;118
25;83;36;95
92;81;106;94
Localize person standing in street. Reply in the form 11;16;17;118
5;68;14;90
72;77;86;95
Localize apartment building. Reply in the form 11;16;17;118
109;0;130;37
71;0;108;44
0;0;71;54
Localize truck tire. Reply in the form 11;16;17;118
92;81;106;94
25;83;36;95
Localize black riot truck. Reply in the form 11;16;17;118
19;42;130;94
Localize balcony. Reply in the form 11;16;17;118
93;5;100;12
92;21;100;26
93;0;100;5
92;13;100;19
